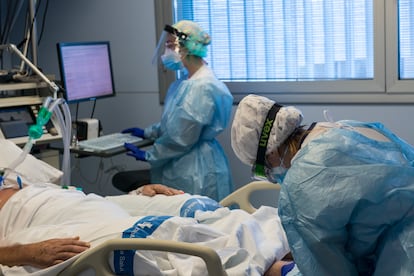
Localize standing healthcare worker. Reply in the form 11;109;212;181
231;94;414;276
115;20;234;201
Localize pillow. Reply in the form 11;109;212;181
0;139;63;184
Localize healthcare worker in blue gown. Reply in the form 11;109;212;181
231;94;414;276
116;20;234;201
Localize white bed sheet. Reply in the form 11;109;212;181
0;139;62;185
0;184;289;276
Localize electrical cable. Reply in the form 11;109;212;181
37;0;50;46
75;102;79;122
91;100;97;118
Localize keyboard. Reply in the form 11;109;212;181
77;133;143;151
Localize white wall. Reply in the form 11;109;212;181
36;1;414;206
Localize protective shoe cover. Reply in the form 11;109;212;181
278;120;414;276
144;64;233;201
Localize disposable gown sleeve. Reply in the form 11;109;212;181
145;82;219;167
144;122;161;139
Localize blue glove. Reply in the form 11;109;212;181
124;142;147;161
122;127;145;138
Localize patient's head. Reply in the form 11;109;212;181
231;94;303;182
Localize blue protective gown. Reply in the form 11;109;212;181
144;65;233;201
278;120;414;276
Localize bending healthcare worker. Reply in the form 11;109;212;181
231;94;414;276
119;20;234;201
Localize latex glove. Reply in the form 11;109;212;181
124;142;147;161
122;127;145;138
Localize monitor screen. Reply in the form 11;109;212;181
56;41;116;103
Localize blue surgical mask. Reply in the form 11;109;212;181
268;165;288;184
266;146;289;184
161;48;183;71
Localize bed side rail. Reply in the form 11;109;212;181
219;180;281;214
58;238;227;276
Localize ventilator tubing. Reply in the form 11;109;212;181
2;97;72;186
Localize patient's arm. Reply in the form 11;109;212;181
0;237;90;268
130;184;184;197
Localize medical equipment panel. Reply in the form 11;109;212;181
0;96;62;145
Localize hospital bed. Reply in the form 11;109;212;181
0;139;284;275
58;181;281;276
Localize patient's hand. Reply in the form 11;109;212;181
17;236;90;268
131;184;184;196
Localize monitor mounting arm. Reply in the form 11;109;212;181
0;43;59;98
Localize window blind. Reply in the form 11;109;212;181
174;0;374;81
399;0;414;79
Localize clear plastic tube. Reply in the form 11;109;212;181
323;109;334;123
51;100;72;185
2;138;34;180
42;96;52;109
62;103;72;184
3;97;72;186
48;98;63;113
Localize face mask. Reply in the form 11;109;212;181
161;48;183;71
267;165;288;184
266;146;289;184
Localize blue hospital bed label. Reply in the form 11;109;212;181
114;215;172;275
180;197;221;217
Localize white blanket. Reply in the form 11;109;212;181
0;184;289;276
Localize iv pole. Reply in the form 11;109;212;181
29;0;38;67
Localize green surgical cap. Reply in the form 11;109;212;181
173;20;211;58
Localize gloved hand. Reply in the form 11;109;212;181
122;127;145;138
124;142;147;161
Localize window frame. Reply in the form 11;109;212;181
385;0;413;94
155;0;414;104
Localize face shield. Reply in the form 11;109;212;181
152;24;188;65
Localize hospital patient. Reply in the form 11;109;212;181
0;181;290;276
0;183;182;269
0;139;290;276
231;94;414;275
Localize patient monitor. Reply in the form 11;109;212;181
0;96;62;146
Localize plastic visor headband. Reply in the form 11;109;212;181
164;25;188;42
152;25;188;65
252;103;282;181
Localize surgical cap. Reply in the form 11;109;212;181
231;94;303;166
173;20;211;57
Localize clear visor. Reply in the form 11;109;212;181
251;164;269;181
152;25;187;65
251;163;274;182
251;145;289;183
